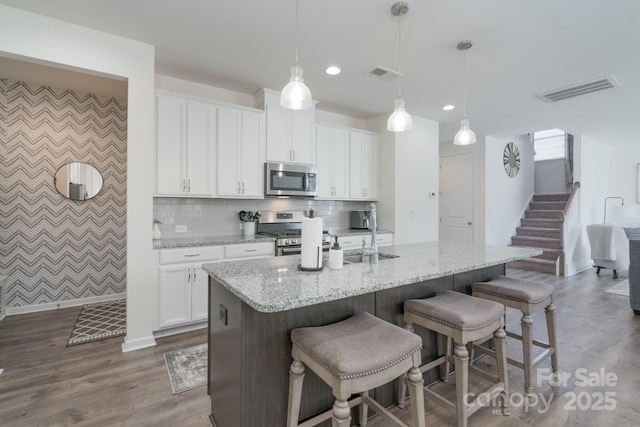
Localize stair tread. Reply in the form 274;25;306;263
513;236;561;242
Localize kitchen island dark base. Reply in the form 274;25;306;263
207;264;504;427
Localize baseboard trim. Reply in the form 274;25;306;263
121;335;157;353
153;321;207;338
6;293;127;316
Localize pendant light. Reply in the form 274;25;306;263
453;40;476;145
387;2;412;132
281;0;312;110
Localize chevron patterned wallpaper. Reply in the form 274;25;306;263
0;79;127;309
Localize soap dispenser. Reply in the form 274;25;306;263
329;236;343;269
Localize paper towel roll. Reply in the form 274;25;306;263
301;213;323;269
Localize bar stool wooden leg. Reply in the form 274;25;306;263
397;323;415;409
521;313;534;395
453;343;470;427
287;360;306;427
443;336;452;382
493;327;510;416
545;303;559;372
407;366;426;427
332;398;351;427
359;390;369;426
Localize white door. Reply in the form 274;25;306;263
186;101;215;196
239;111;265;197
440;153;474;243
156;95;186;195
191;264;209;322
157;265;191;328
216;107;241;196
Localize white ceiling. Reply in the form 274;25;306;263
1;0;639;144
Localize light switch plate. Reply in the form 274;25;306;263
175;225;187;233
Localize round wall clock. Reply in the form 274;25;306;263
503;142;520;178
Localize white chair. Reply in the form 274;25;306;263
586;224;630;279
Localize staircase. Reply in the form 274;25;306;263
508;193;571;274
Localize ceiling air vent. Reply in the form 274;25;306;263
368;65;402;81
537;75;620;103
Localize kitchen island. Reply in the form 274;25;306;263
203;241;541;427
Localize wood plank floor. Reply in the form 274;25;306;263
0;267;639;426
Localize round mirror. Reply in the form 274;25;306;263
54;162;103;201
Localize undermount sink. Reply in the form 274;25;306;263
342;253;399;264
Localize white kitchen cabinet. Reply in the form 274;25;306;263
316;125;350;199
156;95;216;196
349;131;379;200
337;232;393;250
256;88;316;165
216;106;265;198
156;246;224;330
265;105;316;165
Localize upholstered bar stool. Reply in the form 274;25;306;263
471;275;558;395
287;312;425;427
401;291;509;427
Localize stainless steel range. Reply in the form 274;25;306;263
257;210;331;256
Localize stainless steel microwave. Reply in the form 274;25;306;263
264;162;317;197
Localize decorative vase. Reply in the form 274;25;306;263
153;223;162;240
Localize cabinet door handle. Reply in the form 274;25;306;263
182;179;186;193
289;149;293;160
184;254;200;258
292;149;296;160
188;179;191;192
244;248;257;252
242;182;245;194
187;271;191;283
193;269;196;281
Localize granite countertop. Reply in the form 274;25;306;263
153;234;275;249
202;241;542;313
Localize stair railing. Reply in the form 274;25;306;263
559;181;581;275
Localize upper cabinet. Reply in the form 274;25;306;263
316;125;350;199
256;88;316;165
349;130;379;200
156;95;216;196
216;106;265;198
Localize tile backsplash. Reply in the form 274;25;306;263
153;197;373;238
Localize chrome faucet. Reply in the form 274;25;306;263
362;203;378;264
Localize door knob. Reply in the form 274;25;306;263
467;221;472;225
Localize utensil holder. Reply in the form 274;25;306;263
243;221;256;237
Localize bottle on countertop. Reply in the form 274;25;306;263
329;236;343;270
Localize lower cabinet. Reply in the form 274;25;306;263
155;242;275;331
156;246;225;330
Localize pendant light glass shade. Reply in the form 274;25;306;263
281;0;312;110
454;40;475;144
387;97;413;132
453;117;476;145
281;65;312;110
387;2;411;132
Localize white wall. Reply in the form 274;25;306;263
484;135;535;245
370;115;439;244
534;159;567;194
0;5;157;352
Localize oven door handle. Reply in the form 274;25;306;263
281;247;302;254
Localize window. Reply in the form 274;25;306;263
533;128;566;161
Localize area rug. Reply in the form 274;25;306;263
163;343;207;394
67;299;126;346
605;279;630;296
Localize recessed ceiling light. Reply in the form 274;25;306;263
326;66;341;75
443;105;455;111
